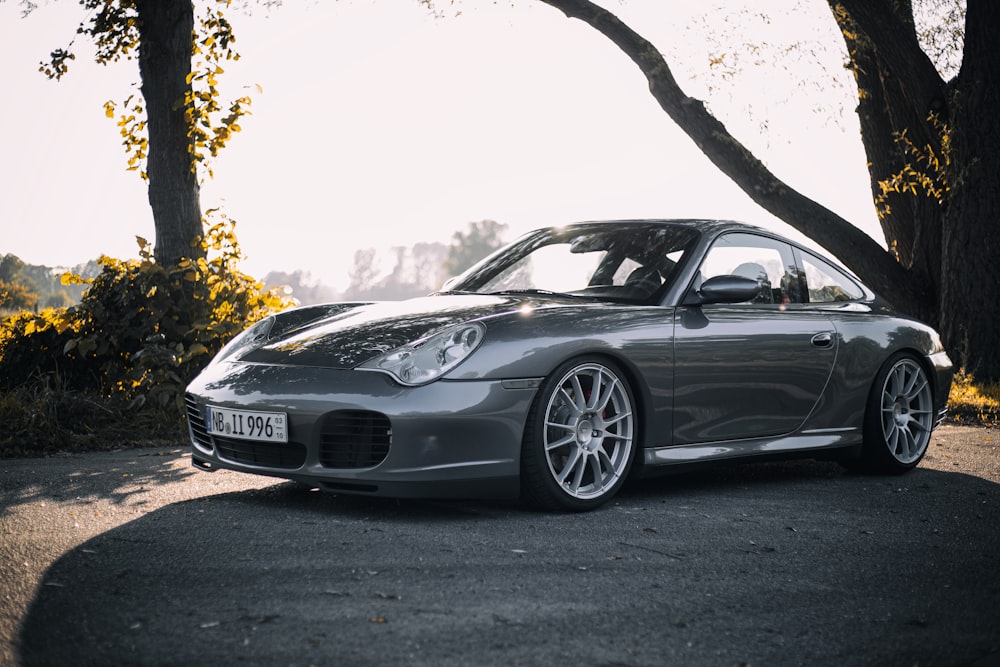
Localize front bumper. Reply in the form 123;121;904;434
185;363;538;500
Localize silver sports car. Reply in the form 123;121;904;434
185;220;953;511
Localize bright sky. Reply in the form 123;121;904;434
1;0;881;290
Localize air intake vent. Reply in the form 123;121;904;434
214;437;306;469
319;410;392;469
184;394;212;451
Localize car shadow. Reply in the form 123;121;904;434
16;461;1000;667
0;447;196;519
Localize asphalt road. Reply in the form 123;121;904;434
2;425;999;667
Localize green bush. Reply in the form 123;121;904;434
0;216;293;456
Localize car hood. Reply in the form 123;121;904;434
237;294;547;369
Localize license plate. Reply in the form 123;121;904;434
206;406;288;443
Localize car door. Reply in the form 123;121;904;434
671;233;838;444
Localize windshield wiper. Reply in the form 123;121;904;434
488;288;593;300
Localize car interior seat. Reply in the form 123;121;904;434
624;265;663;297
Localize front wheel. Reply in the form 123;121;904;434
860;353;935;473
520;358;637;511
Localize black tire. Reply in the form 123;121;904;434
520;358;637;511
859;353;935;473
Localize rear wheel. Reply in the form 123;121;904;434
860;354;934;473
521;358;637;511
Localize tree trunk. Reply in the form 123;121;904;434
830;0;946;328
939;0;1000;380
136;0;204;267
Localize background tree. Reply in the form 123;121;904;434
262;269;340;306
30;0;251;266
344;248;380;300
444;219;509;277
0;255;39;313
343;243;450;301
539;0;999;381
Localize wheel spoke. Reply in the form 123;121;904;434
886;423;900;450
603;411;632;429
557;387;582;417
593;374;618;413
556;448;582;485
569;451;588;492
888;367;903;396
569;375;587;411
899;427;916;459
545;434;576;451
582;369;600;411
588;453;607;491
905;378;929;402
545;420;576;433
597;448;615;475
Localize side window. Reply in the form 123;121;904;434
697;233;802;305
799;252;865;303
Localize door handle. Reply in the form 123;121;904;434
811;332;834;348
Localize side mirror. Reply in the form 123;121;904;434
683;275;761;306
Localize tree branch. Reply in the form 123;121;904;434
537;0;916;304
832;1;947;117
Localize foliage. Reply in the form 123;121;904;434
874;113;952;223
0;382;186;458
41;0;252;182
0;213;293;456
186;4;254;178
0;279;38;313
261;269;340;307
0;254;99;315
948;369;1000;426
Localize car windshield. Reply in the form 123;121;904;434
447;223;701;304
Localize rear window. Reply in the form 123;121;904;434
799;252;865;303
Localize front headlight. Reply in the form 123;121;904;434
208;316;275;367
358;323;485;386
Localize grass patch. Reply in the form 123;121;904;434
947;369;1000;426
0;385;186;459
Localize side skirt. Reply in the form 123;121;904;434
641;428;862;471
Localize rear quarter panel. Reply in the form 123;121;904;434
802;306;952;432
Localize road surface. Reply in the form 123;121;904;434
2;424;998;666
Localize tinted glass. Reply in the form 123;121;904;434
799;252;865;302
450;224;701;304
695;233;803;305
